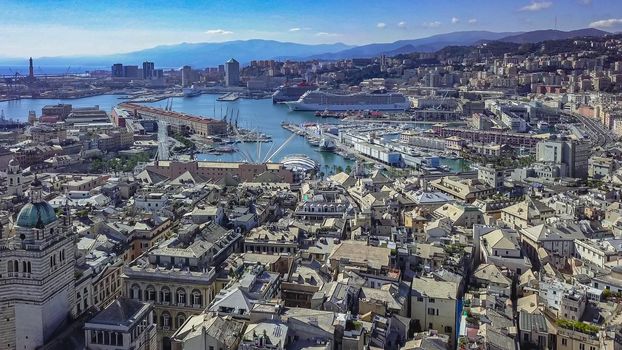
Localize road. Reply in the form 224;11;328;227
565;111;617;148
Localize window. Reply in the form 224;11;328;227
562;338;567;346
192;290;202;307
145;286;156;301
161;287;171;303
429;298;435;303
445;326;452;333
427;308;436;315
417;297;423;302
161;312;171;328
579;344;585;350
177;288;186;305
176;313;186;328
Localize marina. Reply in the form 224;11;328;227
0;93;470;174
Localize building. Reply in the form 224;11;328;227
122;223;241;348
144;160;294;184
430;176;495;202
518;311;549;350
111;63;124;78
142;61;155;80
477;164;504;189
500;196;555;229
432;124;543;148
181;65;195;87
65;106;110;125
588;156;617;180
171;314;245;350
244;226;298;254
0;179;75;350
536;138;591;178
84;298;157;350
556;324;600;350
433;203;484;228
118;103;227;138
42;104;72;120
411;276;460;348
30;124;67;143
225;58;240;87
123;65;139;79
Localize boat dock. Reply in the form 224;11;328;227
217;92;240;101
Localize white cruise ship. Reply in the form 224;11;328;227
285;90;410;111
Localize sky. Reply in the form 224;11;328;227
1;0;621;57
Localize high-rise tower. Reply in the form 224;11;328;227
225;58;240;87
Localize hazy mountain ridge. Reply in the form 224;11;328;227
493;28;609;44
0;28;610;69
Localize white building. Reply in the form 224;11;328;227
0;178;76;349
411;276;460;348
5;158;31;197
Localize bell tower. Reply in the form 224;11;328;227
0;179;75;349
6;158;23;197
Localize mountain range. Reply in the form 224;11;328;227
0;28;610;69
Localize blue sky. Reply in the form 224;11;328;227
1;0;620;57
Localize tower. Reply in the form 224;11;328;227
28;57;34;79
6;158;24;197
225;58;240;87
142;61;154;80
181;65;194;87
0;178;75;349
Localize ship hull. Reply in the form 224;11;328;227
286;102;410;111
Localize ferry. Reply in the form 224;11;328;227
285;90;410;112
183;86;201;97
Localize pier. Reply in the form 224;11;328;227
217;92;240;101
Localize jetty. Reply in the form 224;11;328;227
217;92;240;101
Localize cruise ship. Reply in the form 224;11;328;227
272;83;318;103
285;90;410;111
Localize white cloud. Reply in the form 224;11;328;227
397;21;407;29
468;18;478;24
315;32;340;37
519;1;552;11
451;17;460;24
589;18;622;28
376;22;386;29
289;27;311;32
422;21;441;28
205;29;233;35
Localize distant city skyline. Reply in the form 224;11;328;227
1;0;621;57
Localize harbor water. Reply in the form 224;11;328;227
0;94;469;172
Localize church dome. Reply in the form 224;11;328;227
16;202;57;229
